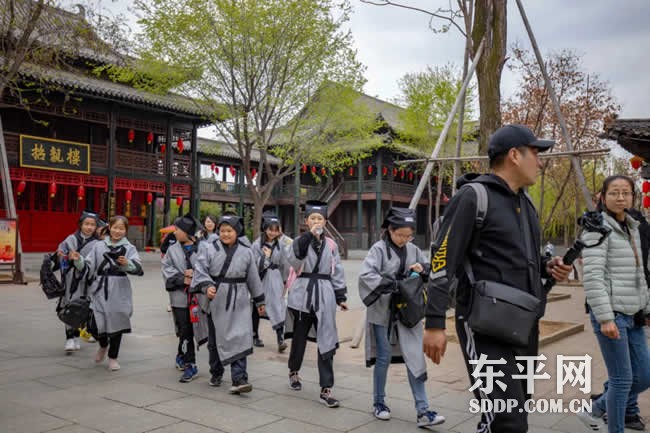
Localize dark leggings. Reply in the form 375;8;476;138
287;308;334;388
65;327;80;339
98;333;123;359
172;307;195;364
252;306;260;338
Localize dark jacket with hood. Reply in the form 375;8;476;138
426;173;552;330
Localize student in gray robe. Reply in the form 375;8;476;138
191;214;265;394
283;200;348;408
73;215;143;371
200;214;218;243
358;207;445;428
57;210;99;353
252;211;292;352
162;213;204;383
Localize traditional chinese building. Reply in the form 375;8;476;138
0;3;210;251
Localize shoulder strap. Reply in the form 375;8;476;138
462;182;489;284
519;193;541;298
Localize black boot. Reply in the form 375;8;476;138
276;329;287;353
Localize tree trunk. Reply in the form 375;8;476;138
472;0;507;155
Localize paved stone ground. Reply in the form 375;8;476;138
0;252;647;432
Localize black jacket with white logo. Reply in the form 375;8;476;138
426;173;551;329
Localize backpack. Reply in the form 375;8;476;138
392;274;426;328
40;254;65;299
432;183;488;308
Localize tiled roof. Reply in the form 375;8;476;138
604;118;650;139
198;137;282;164
12;59;219;119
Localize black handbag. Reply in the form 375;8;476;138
393;275;426;328
56;267;91;329
40;253;65;299
465;193;542;347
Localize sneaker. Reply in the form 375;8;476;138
64;338;76;352
417;410;445;428
87;336;96;343
625;414;646;431
175;355;184;371
229;381;252;394
95;347;108;363
319;388;340;408
179;364;198;383
278;339;288;353
289;371;302;391
373;403;391;420
209;375;223;387
79;328;94;342
253;337;264;347
107;358;120;371
576;408;604;431
73;337;81;350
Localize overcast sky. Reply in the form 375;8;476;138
348;0;650;118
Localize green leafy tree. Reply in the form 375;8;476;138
132;0;376;236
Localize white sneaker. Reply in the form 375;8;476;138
108;358;120;371
73;337;81;350
373;403;391;420
64;338;76;352
576;409;604;431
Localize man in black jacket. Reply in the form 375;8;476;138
423;124;572;433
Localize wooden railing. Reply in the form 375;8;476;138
342;179;417;196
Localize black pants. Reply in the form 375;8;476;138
456;313;539;433
65;327;80;339
98;333;122;359
208;313;247;383
252;306;260;338
287;308;334;389
172;307;195;365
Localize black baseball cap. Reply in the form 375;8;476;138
488;124;555;160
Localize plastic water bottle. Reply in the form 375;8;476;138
314;226;323;236
60;256;69;272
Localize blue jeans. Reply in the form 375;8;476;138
372;324;428;414
590;312;650;433
601;380;639;416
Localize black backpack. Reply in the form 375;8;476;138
56;267;91;329
40;254;65;299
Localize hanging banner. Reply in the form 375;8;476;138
20;135;90;174
0;219;18;264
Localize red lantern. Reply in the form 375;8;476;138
16;180;26;196
408;172;414;181
176;196;183;207
644;196;650;209
251;168;257;178
147;131;154;145
301;164;307;174
77;185;85;201
367;165;373;175
631;156;643;170
128;129;135;143
392;167;397;177
160;143;166;154
229;165;236;177
176;137;184;153
382;166;388;176
310;166;316;174
321;167;327;176
348;167;354;176
643;181;650;194
400;169;405;179
146;192;153;205
210;162;216;172
49;181;57;198
125;190;132;202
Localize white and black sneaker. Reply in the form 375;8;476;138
373;403;391;420
209;375;222;387
229;380;252;394
576;408;604;431
319;388;340;408
416;410;445;428
289;371;302;391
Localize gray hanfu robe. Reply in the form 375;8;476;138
58;232;98;332
161;240;209;346
78;237;143;336
283;234;347;359
251;235;292;330
191;239;264;365
358;238;430;381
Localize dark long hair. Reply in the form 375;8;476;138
597;175;636;213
